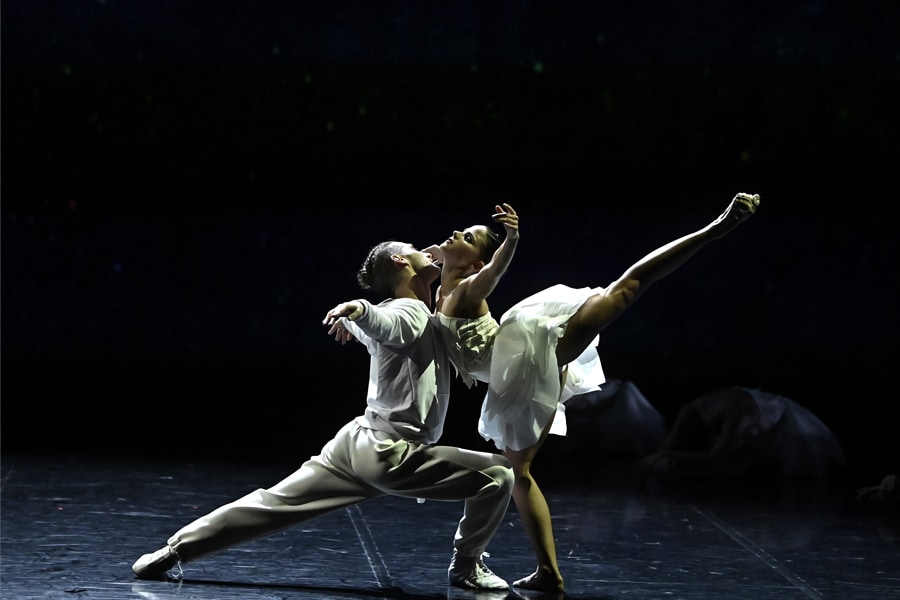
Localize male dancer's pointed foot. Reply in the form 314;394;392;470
513;568;565;593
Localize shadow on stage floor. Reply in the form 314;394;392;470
1;453;898;600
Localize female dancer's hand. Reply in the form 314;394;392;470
493;203;519;239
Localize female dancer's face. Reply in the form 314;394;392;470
440;225;492;264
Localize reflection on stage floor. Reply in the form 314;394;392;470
1;453;897;600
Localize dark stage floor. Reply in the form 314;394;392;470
1;453;898;600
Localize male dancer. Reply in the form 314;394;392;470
131;240;514;591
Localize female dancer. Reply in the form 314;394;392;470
426;193;760;592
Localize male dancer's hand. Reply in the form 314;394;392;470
323;301;364;344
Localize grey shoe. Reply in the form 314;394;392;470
447;551;509;591
132;545;180;580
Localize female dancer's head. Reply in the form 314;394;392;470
439;225;501;271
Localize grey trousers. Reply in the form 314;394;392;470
167;420;514;563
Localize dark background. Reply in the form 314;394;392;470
2;1;898;483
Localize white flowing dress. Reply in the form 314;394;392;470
437;284;607;452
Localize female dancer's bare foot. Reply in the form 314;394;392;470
709;192;760;238
513;568;565;593
731;192;760;219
